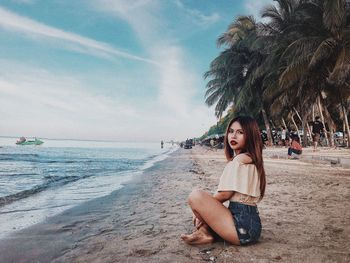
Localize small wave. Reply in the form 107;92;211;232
0;154;145;166
0;173;38;177
0;160;139;207
0;174;82;207
0;153;39;161
140;146;179;170
0;204;72;215
0;148;176;208
45;160;76;164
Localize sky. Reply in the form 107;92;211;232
0;0;273;142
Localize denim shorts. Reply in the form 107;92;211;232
228;201;262;245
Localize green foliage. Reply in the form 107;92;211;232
203;0;350;139
198;110;233;139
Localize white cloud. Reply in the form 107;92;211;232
189;10;220;26
92;0;163;46
0;62;138;118
0;60;141;139
154;46;196;117
244;0;274;21
173;0;220;27
0;6;157;65
91;0;209;117
0;2;218;141
87;0;218;138
0;60;215;141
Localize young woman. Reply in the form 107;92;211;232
287;135;302;158
181;116;266;245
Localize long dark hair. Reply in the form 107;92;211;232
224;116;266;199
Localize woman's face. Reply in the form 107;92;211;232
227;121;246;154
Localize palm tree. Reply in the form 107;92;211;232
205;15;258;119
204;48;245;118
205;16;274;145
261;0;350;146
276;0;350;146
204;0;350;147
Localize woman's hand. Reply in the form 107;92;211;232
192;214;203;229
192;214;197;226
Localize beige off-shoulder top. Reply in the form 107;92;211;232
217;158;261;205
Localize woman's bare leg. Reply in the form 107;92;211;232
181;189;240;245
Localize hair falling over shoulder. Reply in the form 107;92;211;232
224;116;266;199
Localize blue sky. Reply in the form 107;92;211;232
0;0;273;142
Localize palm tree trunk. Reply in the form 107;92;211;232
293;107;311;145
282;118;287;129
291;113;299;137
317;96;329;146
323;106;335;147
342;105;350;148
261;108;273;146
301;114;309;147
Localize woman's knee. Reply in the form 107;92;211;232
188;189;206;207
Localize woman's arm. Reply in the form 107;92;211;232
213;191;234;203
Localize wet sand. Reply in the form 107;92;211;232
0;146;349;262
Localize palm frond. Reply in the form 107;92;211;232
217;16;257;47
309;38;338;69
328;48;350;87
279;57;310;89
281;36;321;62
323;0;347;36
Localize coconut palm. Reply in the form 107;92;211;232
204;15;258;119
276;0;350;145
205;16;275;145
204;0;350;147
204;48;245;118
258;0;350;146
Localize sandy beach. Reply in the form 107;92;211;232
0;146;349;262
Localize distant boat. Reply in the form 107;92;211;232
16;137;44;145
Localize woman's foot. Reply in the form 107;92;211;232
180;226;214;245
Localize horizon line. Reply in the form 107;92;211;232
0;135;181;143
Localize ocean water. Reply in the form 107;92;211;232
0;137;178;238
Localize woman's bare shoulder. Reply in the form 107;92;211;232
234;153;253;164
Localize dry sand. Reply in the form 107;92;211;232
0;146;349;262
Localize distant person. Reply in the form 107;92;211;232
288;135;302;158
260;130;268;147
281;126;287;146
311;116;325;151
181;116;266;246
210;139;215;147
161;140;164;149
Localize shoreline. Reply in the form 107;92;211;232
0;146;349;262
0;148;197;262
0;145;178;240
